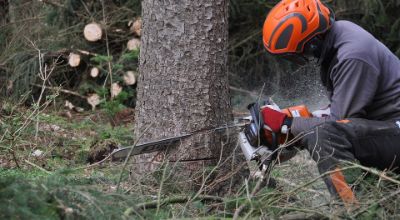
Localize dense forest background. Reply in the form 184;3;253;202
0;0;399;111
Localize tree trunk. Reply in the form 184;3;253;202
134;0;247;193
0;0;8;26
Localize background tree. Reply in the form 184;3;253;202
134;0;247;192
0;0;8;26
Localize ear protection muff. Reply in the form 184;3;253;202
303;35;325;59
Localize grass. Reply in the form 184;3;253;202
1;102;400;219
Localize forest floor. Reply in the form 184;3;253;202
1;102;400;219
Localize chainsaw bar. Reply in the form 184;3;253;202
111;134;192;160
110;122;248;160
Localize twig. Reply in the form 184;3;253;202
31;84;87;99
24;159;52;174
347;162;400;185
0;17;45;30
288;166;358;195
116;123;154;191
10;147;21;169
101;0;114;92
352;188;400;218
276;177;328;196
38;0;66;9
233;176;266;219
269;206;327;219
136;195;224;210
156;161;169;215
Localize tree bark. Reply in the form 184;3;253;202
134;0;247;193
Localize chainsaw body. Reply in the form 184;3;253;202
239;102;311;169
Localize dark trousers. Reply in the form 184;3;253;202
301;118;400;197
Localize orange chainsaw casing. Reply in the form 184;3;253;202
263;105;312;146
281;105;313;118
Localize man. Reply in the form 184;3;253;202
261;0;400;205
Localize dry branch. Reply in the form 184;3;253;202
38;0;66;9
31;84;86;99
135;195;223;209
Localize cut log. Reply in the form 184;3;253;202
129;17;142;37
68;52;81;67
84;22;103;42
90;67;100;78
127;38;141;51
111;83;122;98
123;71;136;85
87;93;100;110
65;100;75;110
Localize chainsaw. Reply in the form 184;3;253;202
109;100;312;175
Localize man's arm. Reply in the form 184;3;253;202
291;59;379;135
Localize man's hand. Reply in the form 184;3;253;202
261;107;292;133
312;105;331;118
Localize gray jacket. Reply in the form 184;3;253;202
291;20;400;135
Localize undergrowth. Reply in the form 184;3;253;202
2;101;400;219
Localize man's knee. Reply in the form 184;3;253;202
301;122;355;166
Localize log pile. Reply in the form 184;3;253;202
1;0;142;117
53;17;141;111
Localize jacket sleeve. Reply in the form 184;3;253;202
291;59;379;135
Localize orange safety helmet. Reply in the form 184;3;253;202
263;0;335;55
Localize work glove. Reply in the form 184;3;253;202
261;107;293;134
260;107;297;163
312;105;331;118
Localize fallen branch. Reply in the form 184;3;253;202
288;166;358;195
348;162;400;185
24;159;52;174
233;171;274;219
353;188;400;218
116;123;153;191
31;84;86;99
39;0;66;9
135;195;224;209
